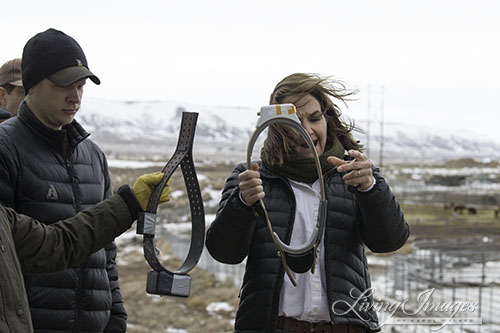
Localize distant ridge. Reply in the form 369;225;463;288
77;97;500;164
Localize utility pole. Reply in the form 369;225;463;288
366;85;371;159
379;86;385;169
365;85;385;169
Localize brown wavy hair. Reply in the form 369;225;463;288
264;73;362;166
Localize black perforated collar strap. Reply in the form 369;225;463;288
136;112;205;297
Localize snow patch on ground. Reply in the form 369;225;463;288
206;302;234;314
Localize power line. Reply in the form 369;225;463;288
365;84;385;169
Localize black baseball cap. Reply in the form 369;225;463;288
22;28;100;94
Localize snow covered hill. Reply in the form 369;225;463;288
76;97;500;164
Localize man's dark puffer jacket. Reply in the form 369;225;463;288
206;161;409;333
0;103;126;332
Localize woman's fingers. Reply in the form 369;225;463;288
327;156;347;167
335;150;373;189
238;164;265;205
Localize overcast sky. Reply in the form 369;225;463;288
4;0;500;143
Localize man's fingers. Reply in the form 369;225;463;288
143;171;164;183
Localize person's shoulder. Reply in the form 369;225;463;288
0;109;12;120
0;117;24;143
79;137;109;161
82;136;101;149
75;131;102;150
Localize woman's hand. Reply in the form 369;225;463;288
327;150;374;190
238;163;265;206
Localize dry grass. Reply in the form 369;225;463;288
401;203;499;225
117;238;239;333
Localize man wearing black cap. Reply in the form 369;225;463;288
0;58;24;122
0;29;127;332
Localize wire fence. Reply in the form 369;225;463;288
390;182;500;211
373;250;500;333
164;230;500;332
163;232;246;287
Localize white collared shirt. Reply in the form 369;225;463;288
238;171;376;323
278;178;331;322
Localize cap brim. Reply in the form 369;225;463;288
48;66;101;87
9;80;23;87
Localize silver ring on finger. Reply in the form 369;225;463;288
357;169;361;177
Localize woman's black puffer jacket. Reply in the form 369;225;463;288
206;161;409;332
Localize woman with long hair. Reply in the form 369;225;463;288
206;73;409;332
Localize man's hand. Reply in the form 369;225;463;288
328;150;374;190
132;172;171;210
238;163;265;206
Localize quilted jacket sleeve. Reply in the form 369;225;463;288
206;163;258;264
354;166;409;253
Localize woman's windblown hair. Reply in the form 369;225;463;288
265;73;362;166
